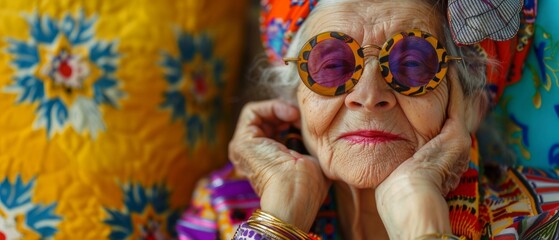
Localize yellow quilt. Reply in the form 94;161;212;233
0;0;246;238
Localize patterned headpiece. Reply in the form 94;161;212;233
260;0;319;66
260;0;536;104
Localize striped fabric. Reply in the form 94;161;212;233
447;0;523;45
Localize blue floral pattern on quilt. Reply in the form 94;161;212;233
160;31;225;145
0;175;61;238
4;11;122;138
104;183;180;239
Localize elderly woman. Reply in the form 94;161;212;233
177;0;559;239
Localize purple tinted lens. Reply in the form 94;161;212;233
308;39;355;88
388;36;438;87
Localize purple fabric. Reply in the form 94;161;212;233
177;219;217;240
233;222;273;240
211;178;255;199
176;163;261;239
209;165;260;213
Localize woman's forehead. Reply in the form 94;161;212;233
305;1;442;40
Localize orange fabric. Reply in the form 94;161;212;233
260;0;318;65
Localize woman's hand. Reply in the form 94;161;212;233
228;99;331;231
375;73;473;239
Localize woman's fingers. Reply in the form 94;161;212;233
446;68;466;122
413;70;471;193
376;74;475;238
229;99;301;179
228;100;330;231
439;72;472;192
394;73;471;195
235;99;300;137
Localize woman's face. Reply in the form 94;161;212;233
297;0;450;188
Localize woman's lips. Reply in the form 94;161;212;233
338;130;404;144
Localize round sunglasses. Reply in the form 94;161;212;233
283;29;461;96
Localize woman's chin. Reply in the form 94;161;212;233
328;164;394;189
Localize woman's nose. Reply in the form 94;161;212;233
344;62;396;111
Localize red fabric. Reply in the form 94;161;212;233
480;0;538;105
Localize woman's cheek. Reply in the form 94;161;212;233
400;90;447;145
297;86;344;155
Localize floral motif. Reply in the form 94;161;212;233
507;113;531;160
266;18;290;61
103;183;180;240
0;175;61;239
160;31;225;145
526;26;559;109
3;10;122;138
550;144;559;166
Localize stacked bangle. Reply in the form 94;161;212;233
233;209;317;240
417;233;468;240
232;210;465;240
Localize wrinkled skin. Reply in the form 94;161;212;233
229;0;478;239
297;0;449;190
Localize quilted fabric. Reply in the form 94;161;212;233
482;0;559;169
0;0;246;239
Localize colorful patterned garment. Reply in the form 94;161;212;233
176;127;340;240
0;1;246;238
176;163;342;240
260;0;319;66
479;0;559;169
177;134;559;239
178;0;559;239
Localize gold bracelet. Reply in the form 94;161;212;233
246;219;288;240
417;233;468;240
248;209;311;240
255;209;311;240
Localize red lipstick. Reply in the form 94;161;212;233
338;131;403;144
